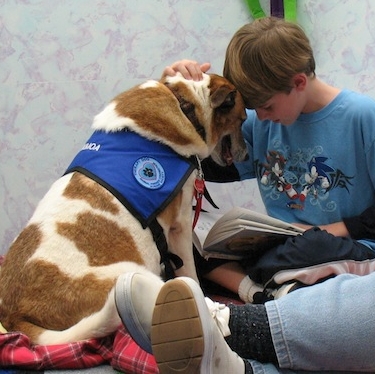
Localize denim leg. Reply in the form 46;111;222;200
249;360;366;374
249;360;290;373
264;272;375;372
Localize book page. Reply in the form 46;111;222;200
204;218;302;249
202;227;292;260
193;179;305;259
193;179;266;251
201;179;266;215
212;207;305;235
193;210;223;251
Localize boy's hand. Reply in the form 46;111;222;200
162;60;211;81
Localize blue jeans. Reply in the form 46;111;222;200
249;272;375;373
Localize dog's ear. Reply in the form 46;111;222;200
210;87;237;110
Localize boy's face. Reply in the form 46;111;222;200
254;74;307;126
254;88;303;125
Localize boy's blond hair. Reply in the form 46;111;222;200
223;17;315;108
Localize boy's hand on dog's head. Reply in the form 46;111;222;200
162;60;211;81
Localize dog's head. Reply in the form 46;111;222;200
207;74;248;166
160;73;247;166
93;73;247;166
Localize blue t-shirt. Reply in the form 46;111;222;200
236;90;375;234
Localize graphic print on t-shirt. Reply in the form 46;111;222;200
255;149;354;211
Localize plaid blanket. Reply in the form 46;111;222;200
0;326;158;373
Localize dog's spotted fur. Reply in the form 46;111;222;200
0;73;246;345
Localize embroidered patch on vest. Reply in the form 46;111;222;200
133;157;166;190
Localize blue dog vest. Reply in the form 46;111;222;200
65;130;196;228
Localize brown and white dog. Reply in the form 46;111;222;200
0;73;247;345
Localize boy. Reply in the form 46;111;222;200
163;17;375;303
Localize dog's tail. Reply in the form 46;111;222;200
35;287;121;345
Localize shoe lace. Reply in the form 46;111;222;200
204;297;231;337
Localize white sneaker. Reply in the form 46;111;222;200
115;272;164;353
238;275;264;303
204;297;231;337
272;281;304;299
151;277;245;374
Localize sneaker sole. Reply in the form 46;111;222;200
151;278;205;374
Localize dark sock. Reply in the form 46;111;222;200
226;303;278;364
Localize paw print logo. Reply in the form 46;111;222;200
143;167;154;178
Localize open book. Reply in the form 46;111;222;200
193;180;305;260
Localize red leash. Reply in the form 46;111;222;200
192;157;205;229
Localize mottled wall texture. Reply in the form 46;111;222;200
2;0;375;254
